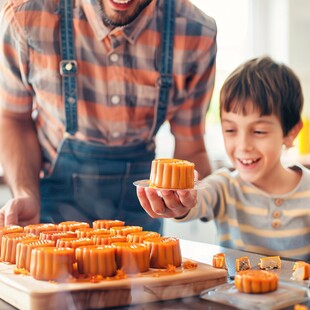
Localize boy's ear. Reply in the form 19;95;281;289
284;120;303;148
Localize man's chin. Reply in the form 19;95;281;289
99;0;152;27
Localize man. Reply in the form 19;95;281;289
0;0;217;233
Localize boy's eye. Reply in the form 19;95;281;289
253;130;267;135
224;129;236;133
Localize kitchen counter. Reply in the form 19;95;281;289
0;239;309;310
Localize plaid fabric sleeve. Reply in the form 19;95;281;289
0;2;33;114
169;10;217;141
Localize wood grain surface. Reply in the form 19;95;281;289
0;259;227;310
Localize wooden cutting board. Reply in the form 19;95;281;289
0;259;227;310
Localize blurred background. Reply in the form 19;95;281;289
1;0;309;244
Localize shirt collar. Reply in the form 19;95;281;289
80;0;157;43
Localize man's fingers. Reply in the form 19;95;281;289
5;210;19;226
0;209;4;227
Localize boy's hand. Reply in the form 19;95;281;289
137;186;197;219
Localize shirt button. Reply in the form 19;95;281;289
273;210;281;218
110;53;119;62
274;198;283;207
111;95;120;105
272;219;281;229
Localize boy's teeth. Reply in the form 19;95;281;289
112;0;131;3
240;159;258;164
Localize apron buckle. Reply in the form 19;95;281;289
63;131;75;139
60;60;78;76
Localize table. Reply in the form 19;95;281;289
0;239;309;309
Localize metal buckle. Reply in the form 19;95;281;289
63;131;74;139
59;60;78;76
156;74;173;88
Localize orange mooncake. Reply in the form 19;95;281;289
234;270;278;294
56;237;95;250
92;219;125;230
0;226;24;251
110;226;143;236
144;237;182;268
24;223;58;236
212;253;227;269
149;158;195;189
127;231;160;243
39;230;77;242
292;261;310;280
259;256;281;270
93;234;127;246
16;239;56;271
76;228;109;239
75;245;117;277
30;247;75;281
1;233;38;264
236;256;251;272
112;242;150;273
57;221;90;232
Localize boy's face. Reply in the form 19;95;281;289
221;100;286;189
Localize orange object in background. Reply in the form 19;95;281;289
298;117;310;155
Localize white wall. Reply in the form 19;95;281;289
0;185;11;207
289;0;310;116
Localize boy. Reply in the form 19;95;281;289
137;56;310;261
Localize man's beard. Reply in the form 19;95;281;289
97;0;152;27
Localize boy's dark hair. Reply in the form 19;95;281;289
220;56;304;136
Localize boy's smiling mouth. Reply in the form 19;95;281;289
238;158;260;165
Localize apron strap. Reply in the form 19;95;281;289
153;0;175;135
59;0;78;135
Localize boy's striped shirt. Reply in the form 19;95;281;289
176;166;310;261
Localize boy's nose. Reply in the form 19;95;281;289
238;134;253;151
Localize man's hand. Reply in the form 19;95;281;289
0;195;40;226
0;109;42;227
136;186;197;219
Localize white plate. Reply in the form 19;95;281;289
200;281;310;310
133;179;208;190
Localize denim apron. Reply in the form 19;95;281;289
40;0;175;234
